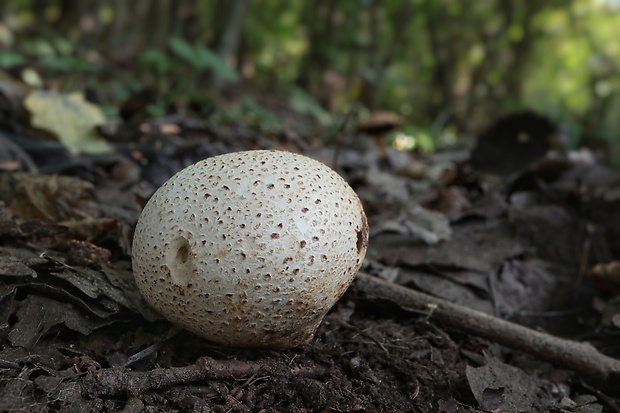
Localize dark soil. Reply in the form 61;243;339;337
0;110;619;412
0;288;476;412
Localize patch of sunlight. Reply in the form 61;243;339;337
392;132;416;151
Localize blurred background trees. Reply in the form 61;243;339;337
1;0;619;157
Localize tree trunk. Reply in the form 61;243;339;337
295;0;336;95
151;0;175;50
213;0;249;91
359;1;414;110
424;2;455;121
359;0;381;110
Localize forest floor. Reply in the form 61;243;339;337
0;102;619;412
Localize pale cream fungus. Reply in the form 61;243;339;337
132;150;369;349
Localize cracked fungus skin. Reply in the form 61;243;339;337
132;150;369;350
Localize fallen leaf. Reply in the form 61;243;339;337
0;172;99;222
0;70;30;111
372;203;452;245
372;219;522;274
23;90;112;155
397;267;493;314
7;294;115;348
420;186;471;217
466;354;551;412
42;257;158;321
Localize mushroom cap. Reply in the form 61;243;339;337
132;150;369;349
357;111;404;135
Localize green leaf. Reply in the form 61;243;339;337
140;49;173;73
42;56;97;73
168;36;201;68
0;51;25;69
289;87;331;125
195;46;238;82
241;97;281;132
169;36;238;81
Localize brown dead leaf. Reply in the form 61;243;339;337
0;173;121;245
60;217;119;243
372;220;522;274
0;172;99;222
65;239;112;268
371;203;452;245
0;248;159;349
420;185;471;217
467;354;605;412
396;267;494;314
466;354;554;412
7;294;115;349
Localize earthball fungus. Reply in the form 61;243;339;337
132;150;369;349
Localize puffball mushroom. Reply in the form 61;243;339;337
132;150;369;350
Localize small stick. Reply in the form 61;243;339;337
331;108;355;172
84;357;272;398
83;357;332;398
85;273;619;399
354;272;620;386
124;327;182;367
332;319;390;355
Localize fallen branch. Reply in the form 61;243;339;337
354;272;620;389
83;356;332;399
84;272;620;399
83;357;271;398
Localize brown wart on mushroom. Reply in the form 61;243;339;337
132;150;369;350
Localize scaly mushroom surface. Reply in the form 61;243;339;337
132;150;369;349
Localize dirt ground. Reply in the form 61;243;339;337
1;288;474;412
0;110;619;412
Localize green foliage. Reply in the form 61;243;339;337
139;50;173;75
168;36;238;82
393;122;459;153
0;51;25;69
244;0;306;83
289;87;331;125
41;55;98;74
521;0;620;155
210;97;282;134
3;0;620;160
137;45;217;117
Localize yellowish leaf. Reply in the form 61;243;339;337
24;90;112;155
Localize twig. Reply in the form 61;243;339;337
83;357;272;398
332;319;390;355
354;272;620;388
0;358;21;370
84;273;620;399
123;327;182;367
331;108;355;172
120;397;144;413
83;356;331;399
